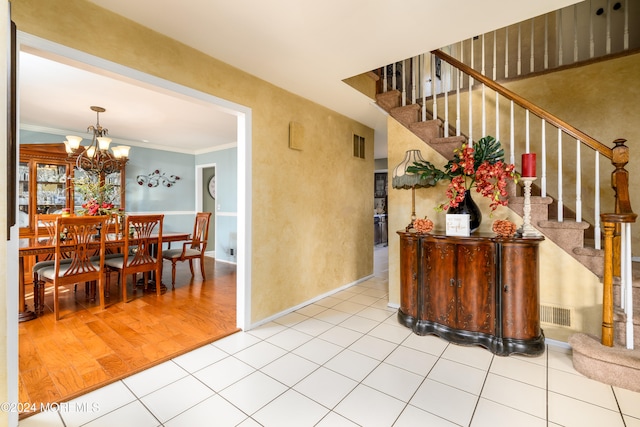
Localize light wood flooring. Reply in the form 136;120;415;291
18;257;238;417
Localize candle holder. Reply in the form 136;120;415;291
518;177;542;237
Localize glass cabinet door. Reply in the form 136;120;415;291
18;162;30;228
35;162;68;215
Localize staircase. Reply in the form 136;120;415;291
373;45;638;390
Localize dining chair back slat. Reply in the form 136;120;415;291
105;214;164;301
39;216;107;320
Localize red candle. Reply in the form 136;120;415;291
522;153;536;177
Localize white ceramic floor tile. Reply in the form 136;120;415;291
83;401;159;427
324;349;380;382
295;303;329;317
410;378;478;426
315;411;360;426
293;366;358;408
347;293;380;306
312;308;353;325
18;410;65;427
193;355;255;392
333;384;406;427
172;343;228;373
264;327;313;351
292;337;343;365
547;346;579;374
247;321;287;340
355;306;395;322
261;352;319;387
394;404;459;427
61;381;138;427
401;333;449;357
360;287;389;299
213;332;262;355
218;371;288;415
428;357;487;395
548;367;618;410
164;394;247;427
481;373;546;418
234;340;287;369
471;398;546;427
625;415;640;427
441;342;494;370
384;345;439;376
272;311;309;327
122;361;188;398
318;325;363;348
548;391;626;427
348;334;397;361
314;295;344;309
489;354;547;388
362;362;424;402
331;300;368;315
338;314;379;333
367;322;412;344
290;317;334;336
614;386;640;419
252;389;329;427
139;375;215;423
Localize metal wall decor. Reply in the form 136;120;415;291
137;169;181;188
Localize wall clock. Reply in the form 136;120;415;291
208;176;216;198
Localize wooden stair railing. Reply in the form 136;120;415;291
376;48;636;348
601;139;637;348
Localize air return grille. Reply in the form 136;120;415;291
540;304;573;327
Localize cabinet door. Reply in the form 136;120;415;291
456;241;495;334
18;162;30;229
501;242;541;340
34;161;68;216
398;233;420;319
422;239;457;325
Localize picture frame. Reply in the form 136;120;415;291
446;214;470;236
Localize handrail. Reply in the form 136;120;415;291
432;49;614;159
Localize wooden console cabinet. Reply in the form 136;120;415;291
398;231;545;356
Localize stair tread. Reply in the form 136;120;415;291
538;219;590;230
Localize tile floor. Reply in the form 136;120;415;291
19;247;640;427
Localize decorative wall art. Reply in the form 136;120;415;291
137;169;181;188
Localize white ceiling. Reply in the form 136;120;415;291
18;0;579;158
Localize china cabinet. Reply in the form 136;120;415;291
19;143;126;238
397;231;545;356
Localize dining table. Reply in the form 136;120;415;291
18;231;190;322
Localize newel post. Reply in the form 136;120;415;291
610;139;631;275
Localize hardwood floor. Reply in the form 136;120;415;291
18;257;238;417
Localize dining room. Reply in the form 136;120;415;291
16;43;244;416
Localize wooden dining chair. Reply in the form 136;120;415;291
37;216;107;321
162;212;211;288
105;214;164;302
32;213;62;314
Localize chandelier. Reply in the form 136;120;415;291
65;106;130;175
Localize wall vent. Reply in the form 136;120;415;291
353;134;365;159
540;304;573;327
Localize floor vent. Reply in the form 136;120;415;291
540;304;573;327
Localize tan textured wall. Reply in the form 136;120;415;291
10;0;374;323
504;53;640;256
387;117;603;341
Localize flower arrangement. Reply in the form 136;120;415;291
74;177;119;216
407;136;520;213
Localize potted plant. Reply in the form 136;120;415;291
407;135;520;230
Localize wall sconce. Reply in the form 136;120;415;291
137;170;181;188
